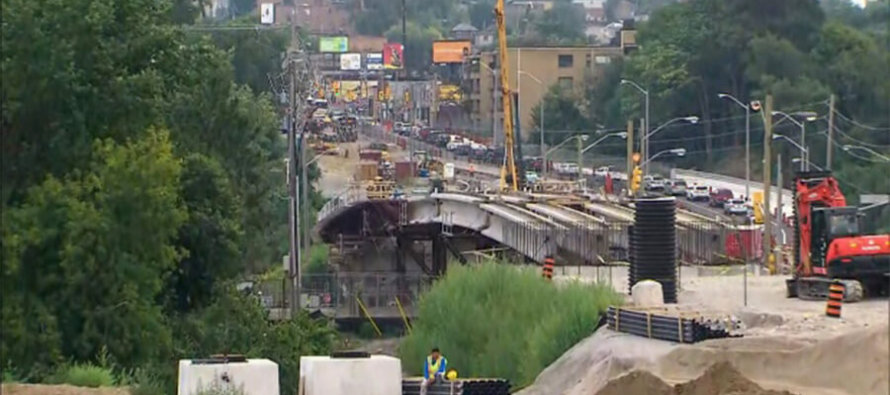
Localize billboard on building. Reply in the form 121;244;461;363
340;53;361;70
319;36;349;53
366;53;383;70
432;40;471;63
260;3;274;25
383;43;404;69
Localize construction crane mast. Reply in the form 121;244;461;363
495;0;519;191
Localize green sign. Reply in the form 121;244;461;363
319;37;348;53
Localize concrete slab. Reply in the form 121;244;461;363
300;355;402;395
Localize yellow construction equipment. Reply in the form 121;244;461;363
495;0;519;192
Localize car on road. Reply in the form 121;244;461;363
709;188;734;207
664;179;687;196
686;185;710;201
645;175;666;191
723;198;748;216
595;166;613;178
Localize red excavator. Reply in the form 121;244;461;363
787;171;890;302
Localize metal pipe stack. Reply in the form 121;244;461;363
606;306;742;343
401;378;511;395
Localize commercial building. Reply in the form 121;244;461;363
465;46;621;140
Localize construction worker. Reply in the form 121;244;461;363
469;164;475;178
420;347;447;395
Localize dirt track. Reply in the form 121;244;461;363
1;384;129;395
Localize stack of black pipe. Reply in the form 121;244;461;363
402;378;510;395
606;307;742;343
631;197;677;303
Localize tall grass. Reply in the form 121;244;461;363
48;364;115;388
399;262;622;388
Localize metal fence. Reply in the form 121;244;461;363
255;272;434;320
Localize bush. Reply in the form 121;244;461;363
50;364;115;388
399;262;622;388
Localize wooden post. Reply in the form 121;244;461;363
763;95;773;268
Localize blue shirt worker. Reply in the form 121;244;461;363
420;347;447;395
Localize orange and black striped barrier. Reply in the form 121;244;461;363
542;257;554;281
826;281;845;318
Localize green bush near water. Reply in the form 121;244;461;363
399;263;622;388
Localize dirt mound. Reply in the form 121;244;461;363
1;384;129;395
595;370;673;395
596;362;796;395
673;361;794;395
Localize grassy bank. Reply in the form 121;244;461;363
400;263;622;388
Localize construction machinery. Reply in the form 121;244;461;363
494;0;519;192
787;170;890;302
413;150;443;177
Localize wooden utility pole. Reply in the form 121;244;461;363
826;94;836;169
775;153;782;274
287;9;303;317
762;95;773;268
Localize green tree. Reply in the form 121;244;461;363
533;2;587;45
2;131;185;372
167;154;244;313
530;84;590;145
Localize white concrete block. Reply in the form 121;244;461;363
631;280;664;308
177;359;279;395
300;355;402;395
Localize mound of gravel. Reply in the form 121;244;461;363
595;362;797;395
673;361;795;395
595;371;672;395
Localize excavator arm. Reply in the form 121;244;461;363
795;172;847;277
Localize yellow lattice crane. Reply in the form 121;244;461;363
495;0;519;192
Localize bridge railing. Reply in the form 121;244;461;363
317;183;366;223
254;272;434;319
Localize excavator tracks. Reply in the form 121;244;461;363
787;277;864;303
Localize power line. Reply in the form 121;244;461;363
831;108;890;131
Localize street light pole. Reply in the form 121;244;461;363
772;111;817;171
620;79;650;173
519;71;545;174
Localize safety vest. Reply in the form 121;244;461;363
427;356;444;376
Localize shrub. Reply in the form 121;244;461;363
50;364;115;388
399;262;622;388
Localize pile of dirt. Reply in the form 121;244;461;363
596;362;796;395
673;361;795;395
595;370;672;395
1;384;130;395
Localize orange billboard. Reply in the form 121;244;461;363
432;40;471;63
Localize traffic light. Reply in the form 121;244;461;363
332;81;341;96
630;166;642;194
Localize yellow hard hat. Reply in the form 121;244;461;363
445;369;458;380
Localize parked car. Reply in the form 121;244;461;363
686;185;710;201
724;198;748;216
665;179;687;196
709;188;734;207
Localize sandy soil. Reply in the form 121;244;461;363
1;384;129;395
518;268;890;395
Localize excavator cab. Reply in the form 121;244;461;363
810;207;861;272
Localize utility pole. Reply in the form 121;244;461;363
638;118;645;194
301;135;309;251
626;119;634;196
401;0;406;79
775;153;783;274
577;134;583;184
826;94;835;169
286;10;304;317
762;95;773;270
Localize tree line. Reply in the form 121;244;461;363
2;0;333;392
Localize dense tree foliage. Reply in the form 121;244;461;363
1;0;333;387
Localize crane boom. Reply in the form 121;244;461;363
495;0;518;191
